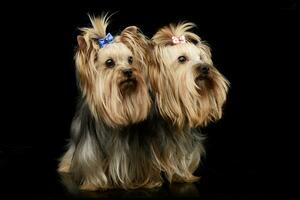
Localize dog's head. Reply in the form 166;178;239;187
75;14;151;128
150;22;229;128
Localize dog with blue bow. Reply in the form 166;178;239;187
58;14;153;190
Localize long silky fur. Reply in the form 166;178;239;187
62;99;205;190
150;22;229;128
58;16;208;191
58;14;154;190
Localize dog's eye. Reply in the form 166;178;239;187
178;56;187;63
128;56;133;65
105;59;115;68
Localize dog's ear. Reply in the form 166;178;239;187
77;35;87;50
119;26;151;73
122;26;138;34
76;34;95;59
75;34;96;97
119;26;149;51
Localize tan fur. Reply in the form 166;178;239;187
58;144;74;173
59;17;228;191
150;22;229;128
149;130;204;183
59;14;155;190
74;15;151;128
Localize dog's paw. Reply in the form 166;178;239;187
57;163;71;173
172;175;200;183
143;180;163;189
80;183;99;191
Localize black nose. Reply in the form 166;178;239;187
123;68;133;77
199;64;210;75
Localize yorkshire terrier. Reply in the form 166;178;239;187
58;15;153;190
148;22;229;182
58;16;229;191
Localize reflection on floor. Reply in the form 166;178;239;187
59;173;200;198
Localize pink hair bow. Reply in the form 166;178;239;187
172;35;186;44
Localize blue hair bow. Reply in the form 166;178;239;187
97;33;114;48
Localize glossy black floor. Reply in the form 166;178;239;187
0;0;296;199
0;142;267;199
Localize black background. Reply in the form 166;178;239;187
0;0;297;199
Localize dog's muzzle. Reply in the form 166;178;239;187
122;68;133;78
195;63;211;80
